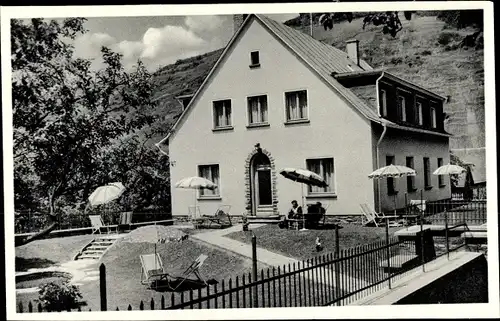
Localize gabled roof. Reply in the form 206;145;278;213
157;14;449;146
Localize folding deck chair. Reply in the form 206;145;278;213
360;204;379;227
202;205;232;228
118;211;133;233
360;204;401;227
89;215;115;234
140;253;209;291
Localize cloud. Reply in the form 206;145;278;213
140;25;206;59
73;32;116;59
72;17;228;72
185;15;224;34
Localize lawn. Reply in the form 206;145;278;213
16;234;95;272
15;230;266;311
225;223;401;261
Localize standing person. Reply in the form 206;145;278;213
288;200;303;219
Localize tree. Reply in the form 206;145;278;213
318;11;415;38
317;5;483;44
12;18;157;246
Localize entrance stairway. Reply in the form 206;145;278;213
74;234;123;261
246;215;281;224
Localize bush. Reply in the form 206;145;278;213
37;281;83;312
437;31;462;46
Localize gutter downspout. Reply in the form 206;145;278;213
375;72;387;213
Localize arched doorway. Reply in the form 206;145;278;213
250;153;273;216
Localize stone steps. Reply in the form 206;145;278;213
75;235;122;260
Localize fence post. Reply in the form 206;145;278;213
420;210;425;273
100;263;107;311
251;233;258;308
334;225;341;306
445;210;449;260
385;219;391;289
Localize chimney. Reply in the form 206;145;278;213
233;14;249;34
346;39;360;67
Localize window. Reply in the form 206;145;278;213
380;89;387;116
250;51;260;66
406;156;416;192
437;158;445;186
198;164;220;197
285;90;308;121
247;95;268;125
423;157;431;188
306;158;335;194
386;156;396;194
416;101;423;125
430;107;437;128
397;95;406;122
213;100;232;129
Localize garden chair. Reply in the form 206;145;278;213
118;211;133;233
202;205;232;228
360;204;401;227
140;253;209;291
89;215;115;234
360;204;379;227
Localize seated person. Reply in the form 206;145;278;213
307;202;326;215
288;200;303;219
316;202;326;215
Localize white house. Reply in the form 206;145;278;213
157;14;452;219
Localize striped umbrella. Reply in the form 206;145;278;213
433;164;466;175
88;182;126;206
175;177;217;220
280;168;328;231
368;165;416;179
369;165;416;215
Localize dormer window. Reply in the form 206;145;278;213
397;95;406;122
250;51;260;68
430;106;437;128
380;89;387;117
416;101;423;125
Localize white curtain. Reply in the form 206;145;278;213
260;97;268;123
249;98;259;123
308;159;333;193
199;166;220;196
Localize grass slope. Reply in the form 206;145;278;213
150;14;484;150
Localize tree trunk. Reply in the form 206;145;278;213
15;188;60;247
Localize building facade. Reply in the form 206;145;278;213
159;14;451;218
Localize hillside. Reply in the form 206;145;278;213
150;13;484;150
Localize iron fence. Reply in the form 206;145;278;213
17;235;419;312
17;212;480;313
14;211;171;234
405;198;487;226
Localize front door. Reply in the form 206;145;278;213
251;154;273;216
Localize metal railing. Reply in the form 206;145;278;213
14;210;172;234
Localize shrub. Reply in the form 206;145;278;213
37;281;83;312
437;31;462;46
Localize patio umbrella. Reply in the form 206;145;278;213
280;168;328;231
368;165;416;215
433;164;466;175
368;165;416;179
122;225;188;270
88;182;126;206
175;177;217;219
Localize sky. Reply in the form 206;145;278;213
72;13;299;72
